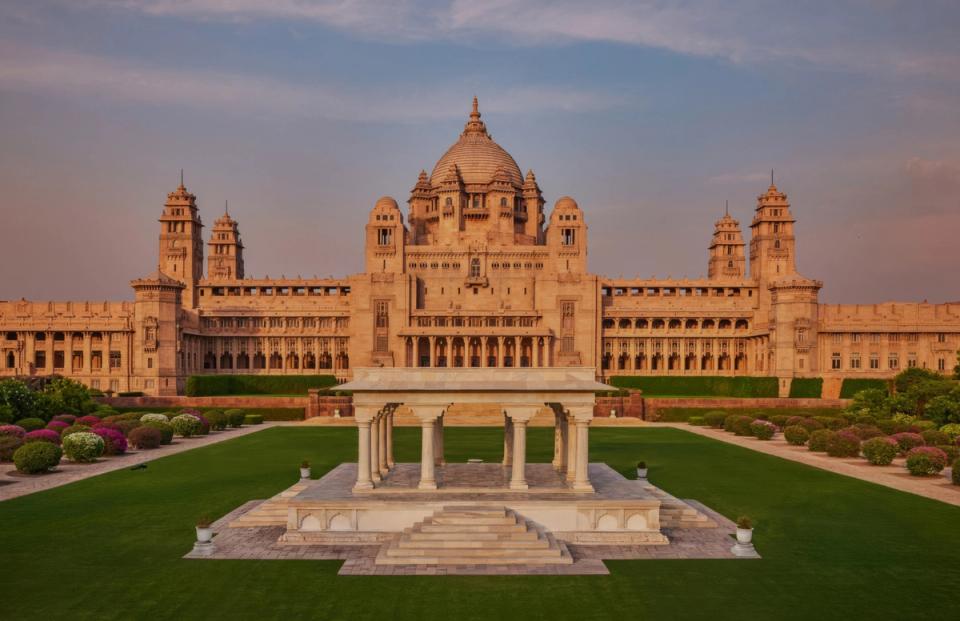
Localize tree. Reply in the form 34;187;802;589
0;379;36;421
925;394;960;427
954;350;960;380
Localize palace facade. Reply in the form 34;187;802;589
1;99;958;396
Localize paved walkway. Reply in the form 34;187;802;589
0;423;282;502
653;423;960;507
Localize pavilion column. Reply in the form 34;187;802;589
82;332;92;375
386;410;395;468
551;407;563;470
510;418;528;490
433;413;445;466
497;336;505;368
419;416;437;490
573;417;594;492
559;415;569;473
502;413;513;466
353;418;374;491
370;413;381;483
565;410;577;483
429;336;437;367
378;412;388;476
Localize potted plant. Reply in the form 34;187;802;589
636;461;648;479
300;459;312;479
196;514;214;543
735;515;753;544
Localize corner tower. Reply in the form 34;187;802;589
708;205;746;280
749;179;796;282
158;177;204;308
207;204;244;281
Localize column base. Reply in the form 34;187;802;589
371;473;382;483
417;481;437;490
572;482;594;492
509;481;529;491
352;482;374;492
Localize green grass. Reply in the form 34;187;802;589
1;427;958;620
610;375;779;397
657;406;844;422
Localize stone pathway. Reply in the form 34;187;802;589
653;423;960;507
0;423;283;502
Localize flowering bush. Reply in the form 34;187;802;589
113;420;141;437
814;416;847;431
46;420;70;434
52;414;77;425
798;418;824;432
807;429;836;452
783;425;809;446
62;431;105;463
140;413;170;425
938;445;959;464
61;424;92;438
841;425;883;441
769;414;791;429
704;411;728;428
940;423;960;440
0;424;26;439
170;414;202;438
193;413;211;435
0;435;23;461
128;426;162;449
904;446;948;476
13;441;62;474
826;431;861;458
142;420;174;444
14;417;46;432
891;432;925;455
861;437;899;466
921;430;951;446
24;429;62;445
93;427;127;455
77;415;101;426
750;420;777;440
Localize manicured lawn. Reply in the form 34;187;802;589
657;406;845;421
1;427;958;620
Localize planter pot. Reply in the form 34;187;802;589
195;526;213;544
736;527;753;544
300;467;312;479
636;468;648;479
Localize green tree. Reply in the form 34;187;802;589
43;377;95;415
0;379;37;421
925;394;960;427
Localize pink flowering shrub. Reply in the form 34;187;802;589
826;431;861;458
891;432;924;456
46;421;70;433
52;414;77;425
92;427;127;455
0;424;27;439
750;420;777;440
77;415;102;426
24;429;62;445
905;446;948;476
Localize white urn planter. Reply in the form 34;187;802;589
636;464;648;479
195;526;213;544
300;467;312;479
736;527;753;545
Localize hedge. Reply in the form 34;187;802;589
839;378;890;399
789;378;823;399
110;406;305;421
185;375;338;397
609;376;778;398
657;406;844;423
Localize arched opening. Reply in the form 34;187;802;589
651;353;663;370
486;337;498;367
303;352;316;369
336;352;349;369
469;337;482;368
519;337;533;368
503;337;516;367
652;319;665;330
4;331;16;341
668;319;681;330
618;353;629;370
236;352;250;369
254;352;267;369
634;353;646;370
269;352;282;369
6;351;15;368
702;319;716;330
452;337;465;367
417;337;430;367
405;338;414;367
685;319;698;330
685;353;697;371
318;352;332;369
718;353;731;371
203;351;216;369
735;353;747;371
735;319;749;330
668;353;680;370
701;353;713;370
602;318;615;329
636;319;648;329
618;318;631;329
602;352;612;371
286;352;299;369
718;319;732;330
435;338;448;367
219;352;233;369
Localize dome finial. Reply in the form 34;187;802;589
463;96;487;136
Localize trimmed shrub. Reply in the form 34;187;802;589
905;446;948;476
952;458;960;486
891;432;925;455
609;375;778;398
61;424;92;438
141;420;173;444
140;413;170;425
52;414;77;425
724;415;753;436
783;425;810;446
170;414;202;438
704;411;728;428
92;427;127;455
113;420;141;437
62;432;105;463
185;374;338;396
244;414;264;425
862;437;899;466
750;420;777;440
128;426;162;449
0;435;23;461
769;415;791;429
688;416;706;426
798;418;824;433
13;441;62;474
0;424;26;439
77;415;101;426
15;417;46;432
921;430;951;446
46;420;70;434
789;377;823;398
841;425;883;441
225;409;246;428
808;429;836;452
24;429;62;445
938;445;959;464
826;431;861;458
840;378;889;398
914;420;937;432
814;416;846;431
204;409;227;431
940;423;960;439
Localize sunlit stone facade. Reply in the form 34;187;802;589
1;99;958;396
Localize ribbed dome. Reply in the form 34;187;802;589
430;98;522;187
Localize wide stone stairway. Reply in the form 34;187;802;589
227;481;309;528
375;505;573;566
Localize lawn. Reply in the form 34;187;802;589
1;427;958;621
657;406;844;422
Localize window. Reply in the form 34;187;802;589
938;333;947;343
939;358;946;371
889;333;900;343
796;329;806;344
147;357;153;369
832;334;842;344
888;354;899;370
850;353;861;369
109;379;119;393
562;228;575;246
377;228;392;245
852;333;861;343
870;354;879;369
907;354;917;368
109;351;122;369
831;353;841;370
870;333;881;344
90;379;100;390
469;258;481;278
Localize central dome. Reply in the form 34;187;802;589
430;98;523;187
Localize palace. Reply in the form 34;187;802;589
1;98;958;396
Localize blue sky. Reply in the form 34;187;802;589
1;1;958;303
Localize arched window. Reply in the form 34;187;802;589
469;258;481;278
445;197;452;206
774;240;781;249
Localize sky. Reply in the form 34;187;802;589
1;0;958;304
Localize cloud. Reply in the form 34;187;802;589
0;42;620;121
81;0;960;80
706;171;770;185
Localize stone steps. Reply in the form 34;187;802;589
375;505;573;566
228;481;308;528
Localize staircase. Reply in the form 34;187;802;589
375;505;573;566
228;481;308;528
639;482;716;528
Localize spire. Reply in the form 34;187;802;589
224;199;229;216
725;199;729;216
462;96;488;136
